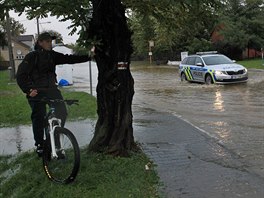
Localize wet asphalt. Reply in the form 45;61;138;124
131;65;264;198
134;107;264;198
1;63;264;197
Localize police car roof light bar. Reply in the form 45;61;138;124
196;51;218;55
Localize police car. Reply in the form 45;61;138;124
179;52;248;84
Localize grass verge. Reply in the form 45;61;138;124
237;58;264;69
0;70;97;127
0;150;160;198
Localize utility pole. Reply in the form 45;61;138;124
89;47;95;96
36;17;51;36
37;17;40;36
149;40;154;65
89;59;93;95
261;48;264;66
6;10;15;80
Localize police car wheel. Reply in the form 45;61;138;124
181;73;187;82
205;75;213;85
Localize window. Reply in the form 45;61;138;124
186;57;196;65
195;57;203;66
16;55;25;60
203;55;233;65
181;57;188;64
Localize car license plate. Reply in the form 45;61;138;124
232;75;243;79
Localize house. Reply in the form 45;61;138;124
17;35;35;49
0;35;34;72
211;24;261;59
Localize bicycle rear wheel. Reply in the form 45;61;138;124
43;127;80;184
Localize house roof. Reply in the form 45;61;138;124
17;35;35;42
11;37;31;50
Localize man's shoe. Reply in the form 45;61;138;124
36;144;43;157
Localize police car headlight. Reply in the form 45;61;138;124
243;68;248;74
215;71;226;75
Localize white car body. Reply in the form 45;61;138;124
179;53;248;84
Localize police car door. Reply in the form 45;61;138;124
191;57;204;81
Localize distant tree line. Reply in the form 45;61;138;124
129;0;264;61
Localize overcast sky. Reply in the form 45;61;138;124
10;11;80;44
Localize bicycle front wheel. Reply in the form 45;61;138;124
43;127;80;184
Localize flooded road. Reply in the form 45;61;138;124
71;61;98;96
71;63;264;176
131;65;264;176
1;62;263;175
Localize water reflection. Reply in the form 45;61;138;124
208;121;231;142
214;90;225;112
217;128;231;140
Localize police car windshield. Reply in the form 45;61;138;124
203;55;233;66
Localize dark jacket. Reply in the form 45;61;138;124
16;49;90;94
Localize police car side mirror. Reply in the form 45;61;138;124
232;60;236;63
196;62;204;67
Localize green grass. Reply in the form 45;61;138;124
0;156;11;173
237;58;264;69
0;150;160;198
0;70;97;127
61;90;97;121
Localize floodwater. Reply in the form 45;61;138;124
71;61;98;96
131;65;264;176
1;62;264;173
0;120;96;155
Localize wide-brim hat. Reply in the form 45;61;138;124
38;32;56;41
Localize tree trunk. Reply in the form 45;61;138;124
88;0;136;156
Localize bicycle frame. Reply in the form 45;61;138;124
46;106;63;159
48;117;61;158
29;97;78;159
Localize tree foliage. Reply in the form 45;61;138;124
1;0;92;46
0;14;25;50
129;0;221;59
1;0;263;58
42;30;64;44
127;0;264;60
215;0;264;59
67;43;89;55
0;17;26;37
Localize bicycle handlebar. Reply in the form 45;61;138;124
28;98;79;106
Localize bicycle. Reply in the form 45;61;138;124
30;97;81;184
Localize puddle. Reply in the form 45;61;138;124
0;120;96;155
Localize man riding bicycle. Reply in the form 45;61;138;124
16;32;90;156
